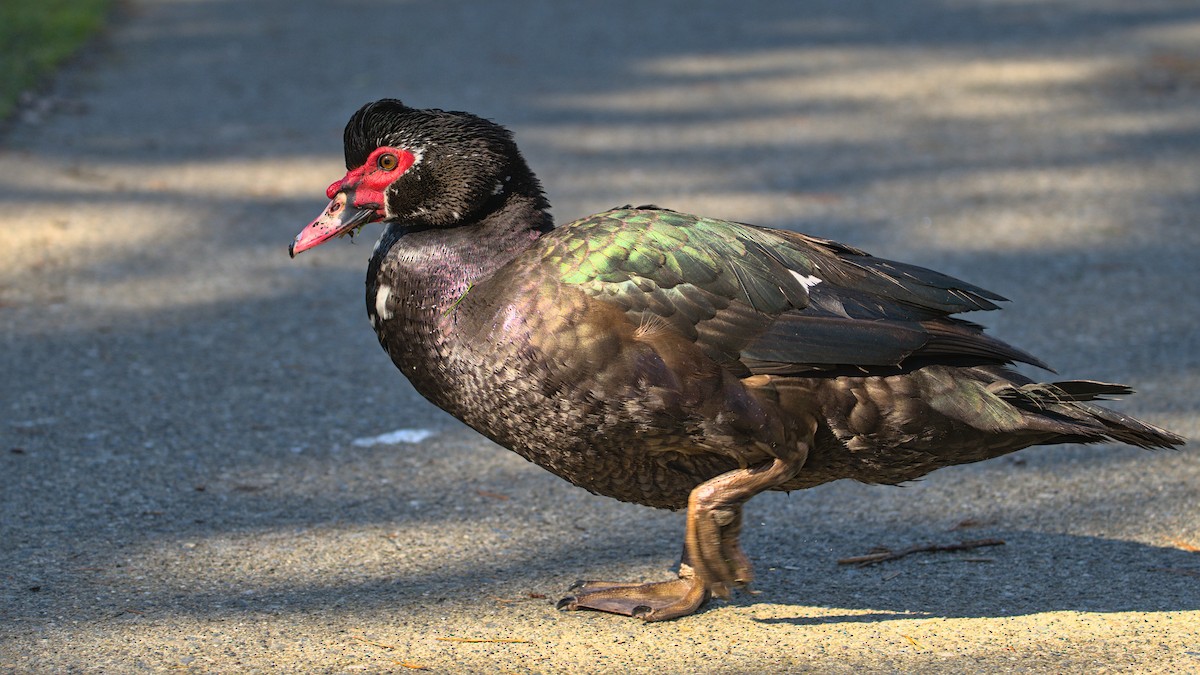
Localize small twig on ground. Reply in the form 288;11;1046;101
492;592;548;604
949;518;989;531
899;633;923;649
838;538;1005;567
351;636;429;669
435;637;532;644
1149;567;1200;578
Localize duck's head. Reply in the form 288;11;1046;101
290;99;538;257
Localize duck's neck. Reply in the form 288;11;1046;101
366;192;552;330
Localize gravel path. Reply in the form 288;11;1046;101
2;1;1198;672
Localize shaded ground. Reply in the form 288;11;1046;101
2;0;1198;672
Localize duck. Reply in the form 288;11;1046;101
289;99;1185;621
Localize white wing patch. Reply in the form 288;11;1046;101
789;269;823;290
375;284;394;321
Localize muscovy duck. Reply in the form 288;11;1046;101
289;99;1185;621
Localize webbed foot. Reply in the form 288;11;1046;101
556;573;710;621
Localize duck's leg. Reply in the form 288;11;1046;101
558;454;806;621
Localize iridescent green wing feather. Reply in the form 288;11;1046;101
540;207;1042;374
541;208;809;371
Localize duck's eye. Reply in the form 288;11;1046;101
378;153;399;171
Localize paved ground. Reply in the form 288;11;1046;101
2;1;1199;672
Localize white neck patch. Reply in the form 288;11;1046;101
375;283;394;321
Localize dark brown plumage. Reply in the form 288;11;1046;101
290;99;1185;621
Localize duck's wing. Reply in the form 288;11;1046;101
538;206;1045;376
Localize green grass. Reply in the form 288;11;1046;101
0;0;112;122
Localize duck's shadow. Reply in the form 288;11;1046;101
756;612;915;625
732;524;1200;623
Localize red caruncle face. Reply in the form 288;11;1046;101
328;146;418;216
289;146;419;257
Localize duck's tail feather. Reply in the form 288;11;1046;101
995;379;1185;450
